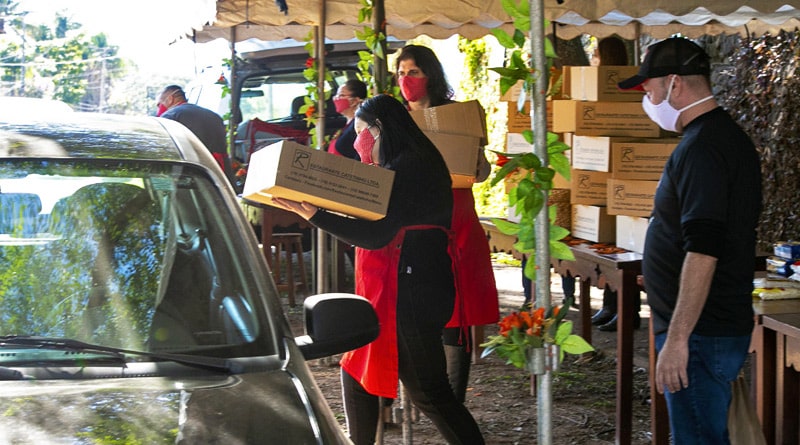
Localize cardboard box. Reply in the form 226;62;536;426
410;100;487;144
507;101;552;133
242;140;394;220
568;66;645;102
571;169;610;205
423;131;481;180
606;179;658;217
571;205;616;243
615;215;649;254
571;135;616;172
505;132;531;155
611;139;679;180
552;100;667;138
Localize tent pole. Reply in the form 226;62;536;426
229;26;238;159
315;5;331;295
373;0;388;94
530;0;552;443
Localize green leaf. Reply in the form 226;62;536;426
491;217;520;236
490;28;517;49
549;224;570;241
549;153;571;180
560;334;595;355
513;28;527;48
522;130;534;144
533;166;554;182
550;239;575;261
523;252;537;279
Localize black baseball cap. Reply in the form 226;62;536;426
618;37;711;90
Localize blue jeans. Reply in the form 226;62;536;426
654;332;750;445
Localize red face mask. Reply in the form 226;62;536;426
333;97;352;114
353;128;376;164
156;104;168;117
399;76;429;102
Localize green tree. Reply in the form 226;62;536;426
0;8;127;110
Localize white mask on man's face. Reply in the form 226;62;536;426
642;76;714;132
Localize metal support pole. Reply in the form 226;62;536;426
228;27;237;158
373;0;388;94
530;0;552;444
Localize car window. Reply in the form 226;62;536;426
0;160;272;358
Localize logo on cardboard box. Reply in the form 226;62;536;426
604;70;624;87
620;147;635;163
293;150;311;169
614;184;626;200
577;173;592;189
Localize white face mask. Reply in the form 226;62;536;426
642;76;715;132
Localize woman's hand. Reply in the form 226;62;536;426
271;198;319;220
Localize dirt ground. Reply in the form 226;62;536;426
282;258;654;444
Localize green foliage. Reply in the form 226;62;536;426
488;1;574;282
0;11;126;110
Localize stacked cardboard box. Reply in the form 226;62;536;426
553;66;680;246
410;100;488;188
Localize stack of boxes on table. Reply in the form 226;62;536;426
503;65;681;254
241;100;488;219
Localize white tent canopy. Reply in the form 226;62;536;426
190;0;800;43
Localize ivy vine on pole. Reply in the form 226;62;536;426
488;0;575;282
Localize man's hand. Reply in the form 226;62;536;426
656;338;689;394
271;198;318;220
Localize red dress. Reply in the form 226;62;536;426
340;225;450;399
446;188;499;328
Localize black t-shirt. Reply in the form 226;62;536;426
643;107;762;336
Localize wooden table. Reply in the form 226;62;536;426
551;244;644;445
757;310;800;444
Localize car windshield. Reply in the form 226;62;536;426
0;159;273;358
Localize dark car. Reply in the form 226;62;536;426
0;111;378;444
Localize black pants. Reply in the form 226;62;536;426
342;270;484;445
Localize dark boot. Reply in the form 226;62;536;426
592;287;618;326
597;313;642;332
444;344;471;404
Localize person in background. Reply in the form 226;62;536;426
328;79;368;160
591;34;629;67
272;94;485;444
396;44;499;404
327;79;368;271
618;37;762;444
157;85;234;185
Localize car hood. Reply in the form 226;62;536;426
0;369;348;444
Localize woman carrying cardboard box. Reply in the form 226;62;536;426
273;94;485;445
395;44;500;404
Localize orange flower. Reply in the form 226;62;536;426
305;57;315;68
499;312;522;336
305;104;316;118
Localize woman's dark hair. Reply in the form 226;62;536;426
395;45;453;106
598;36;629;66
343;79;368;99
355;94;433;168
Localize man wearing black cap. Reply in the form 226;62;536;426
619;37;762;443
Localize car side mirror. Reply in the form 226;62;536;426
295;293;379;360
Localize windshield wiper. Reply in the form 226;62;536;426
0;336;236;373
